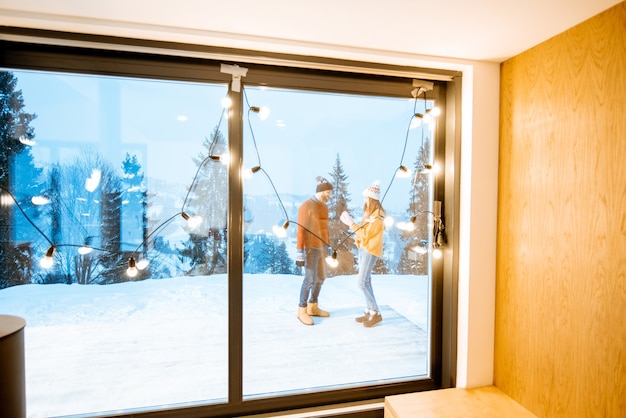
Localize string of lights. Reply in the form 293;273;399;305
2;72;444;277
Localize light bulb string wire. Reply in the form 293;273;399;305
245;121;331;247
181;153;217;214
242;89;289;228
287;219;332;248
241;85;329;249
331;215;375;254
54;243;116;255
128;211;182;261
129;91;231;266
243;88;263;168
240;86;287;233
380;98;424;203
8;82;439;269
182;92;229;210
0;187;119;261
411;91;443;244
0;186;53;246
241;86;335;251
239;83;431;257
258;167;289;222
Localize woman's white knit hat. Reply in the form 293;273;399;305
362;181;381;201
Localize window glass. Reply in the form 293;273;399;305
241;86;438;397
0;69;230;416
0;56;446;417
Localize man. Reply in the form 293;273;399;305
295;176;333;326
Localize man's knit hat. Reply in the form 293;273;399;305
362;180;381;201
316;176;333;192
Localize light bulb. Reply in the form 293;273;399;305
272;225;287;238
216;153;230;165
244;166;261;179
409;118;422;129
250;105;270;121
396;166;412;178
396;217;416;232
188;215;202;229
40;257;53;268
426;107;441;117
0;193;13;207
31;195;51;205
325;250;339;268
18;135;36;146
272;220;289;238
182;212;202;229
221;97;232;108
411;245;428;255
40;246;56;268
126;257;138;278
78;246;93;255
258;106;270;121
136;259;150;270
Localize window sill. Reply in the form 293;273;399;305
384;386;535;417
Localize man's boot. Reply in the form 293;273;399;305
363;312;382;328
355;310;370;323
298;306;314;325
307;302;330;317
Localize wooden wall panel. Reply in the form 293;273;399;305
495;3;626;417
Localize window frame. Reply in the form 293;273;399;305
0;29;458;418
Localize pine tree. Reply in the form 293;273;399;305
327;154;357;276
271;240;293;274
180;127;228;275
0;71;39;288
120;153;147;253
398;135;432;275
244;234;272;274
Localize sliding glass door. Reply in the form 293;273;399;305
0;69;231;416
241;85;438;397
0;38;449;417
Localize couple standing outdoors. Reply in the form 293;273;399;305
296;176;385;328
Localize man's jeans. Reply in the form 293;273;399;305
299;247;326;307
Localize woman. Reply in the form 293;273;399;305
340;181;385;327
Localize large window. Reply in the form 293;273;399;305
241;86;437;398
1;69;231;416
0;37;453;417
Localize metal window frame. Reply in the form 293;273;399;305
0;27;459;418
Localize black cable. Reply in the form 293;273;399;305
0;186;53;246
242;87;333;249
380;97;422;204
128;211;182;260
182;92;229;210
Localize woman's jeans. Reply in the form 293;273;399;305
299;247;326;308
357;248;379;312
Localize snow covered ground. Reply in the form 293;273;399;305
0;273;430;418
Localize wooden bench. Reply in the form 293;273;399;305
384;385;536;417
